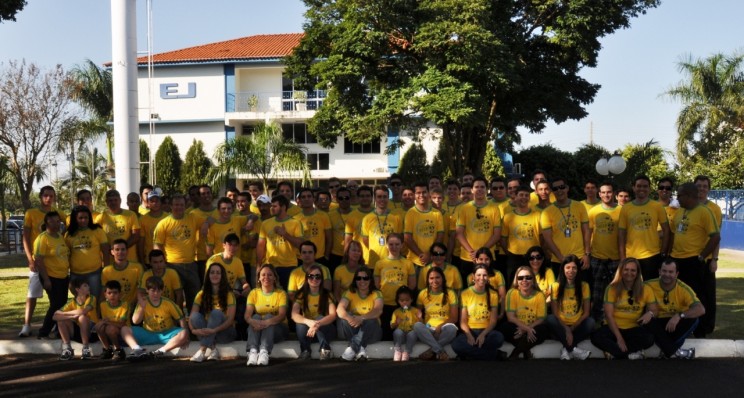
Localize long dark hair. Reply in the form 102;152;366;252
200;263;230;315
67;205;101;236
348;266;376;293
424;266;449;306
471;263;495;308
296;264;335;316
525;245;548;279
474;247;495;277
556;255;584;312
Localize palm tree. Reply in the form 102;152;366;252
69;59;114;171
63;146;113;210
211;121;310;191
57;117;102;207
665;53;744;168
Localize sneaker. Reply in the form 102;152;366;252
437;351;450;361
299;350;311;360
418;348;435;361
674;347;695;359
113;348;126;361
393;347;402;361
603;351;614;360
246;350;258;366
560;348;571;360
355;347;368;361
207;348;220;361
190;350;205;363
319;348;332;361
149;350;166;359
401;351;410;361
18;324;31;338
571;346;591;360
341;347;356;361
59;347;73;361
128;348;149;361
81;346;93;360
257;350;270;366
100;348;114;360
627;351;644;360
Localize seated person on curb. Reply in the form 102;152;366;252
189;263;237;362
337;266;384;361
501;266;550;360
127;276;190;360
646;259;704;359
245;264;289;367
96;280;132;361
414;266;459;361
291;264;338;360
54;279;98;360
391;286;422;362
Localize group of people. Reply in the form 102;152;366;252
18;168;721;363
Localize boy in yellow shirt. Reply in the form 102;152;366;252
54;279;97;360
96;280;133;361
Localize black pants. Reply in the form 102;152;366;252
637;254;662;282
590;325;654;359
40;276;70;337
673;256;709;336
648;317;699;357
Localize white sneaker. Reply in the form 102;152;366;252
341;346;356;361
319;348;332;360
257;350;270;366
355;347;368;361
207;347;220;361
18;324;31;337
190;350;205;363
560;347;571;360
674;347;695;359
393;347;402;361
627;350;644;360
246;350;258;366
571;346;591;360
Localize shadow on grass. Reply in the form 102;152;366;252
709;277;744;340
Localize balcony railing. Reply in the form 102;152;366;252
227;90;327;113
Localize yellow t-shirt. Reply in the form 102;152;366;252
152;214;198;264
205;253;246;291
137;297;184;332
333;265;358;293
588;204;621;260
501;208;542;255
101;262;145;305
391;307;419;332
403;206;444;266
194;289;236;317
645;279;700;319
33;231;70;279
374;256;416;305
417;264;463;291
100;300;130;324
442;201;463;257
581;200;600;213
138;211;169;265
505;288;547;325
530;191;556;207
618;199;668;259
460;286;499;329
101;209;141;262
286;204;302;218
456;201;502;262
294;291;329;320
206;217;244;255
669;205;720;258
139;268;182;303
25;207;67;248
342;289;383;318
535;268;556;298
246;288;288;323
294;209;332;259
361;210;404;266
467;270;506;290
237;215;260;266
540;200;589;262
416;289;458;328
328;209;349;256
344;208;372;247
189;207;219;262
288;264;332;294
550;281;590;325
259;216;304;267
60;295;99;323
604;284;656;329
65;227;108;274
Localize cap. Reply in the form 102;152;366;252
256;194;271;204
147;187;163;200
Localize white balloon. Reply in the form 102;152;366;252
608;154;627;175
595;158;609;176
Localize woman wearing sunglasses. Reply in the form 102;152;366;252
545;255;595;360
416;242;463;291
591;258;657;359
414;266;459;360
337;266;383;361
333;240;366;303
525;246;555;304
291;264;337;360
501;266;549;359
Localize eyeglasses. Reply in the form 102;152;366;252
529;255;543;261
627;289;634;305
517;275;533;281
337;196;351;201
552;185;567;191
491;186;505;191
432;251;446;256
658;186;673;191
355;276;371;281
307;274;323;280
663;291;669;305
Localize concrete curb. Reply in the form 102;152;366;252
2;338;740;360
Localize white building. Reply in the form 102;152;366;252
134;33;440;191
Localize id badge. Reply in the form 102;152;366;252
677;223;684;233
378;236;385;246
564;228;572;238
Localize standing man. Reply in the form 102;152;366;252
459;183;473;203
404;182;444;277
295;187;332;263
257;195;305;289
529;169;556;206
137;188;168;268
501;186;542;282
581;178;600;212
387;174;404;210
346;180;361;207
540;177;591;275
533;179;553;211
615;187;631;206
692;177;722;337
190;185;219;283
329;187;354;272
428;175;442;193
506;177;521;204
456;177;502;282
277;181;302;217
139;184;153;216
443;179;463;266
588;181;622;322
205;197;244;257
327;177;342;210
341;187;373;252
362;185;405;266
102;190;141;264
618;175;670;281
126;193;141;215
247;181;264;216
657;177;679;252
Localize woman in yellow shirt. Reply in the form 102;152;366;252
502;266;549;360
189;263;236;362
333;241;365;302
292;264;337;360
65;205;109;299
414;266;459;361
525;246;555;304
35;211;71;339
245;264;288;366
337;266;383;361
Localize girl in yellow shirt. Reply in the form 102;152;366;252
245;264;288;366
291;264;337;360
337;266;383;361
189;263;237;362
66;205;110;299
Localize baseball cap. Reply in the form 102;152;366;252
256;194;271;204
147;187;163;200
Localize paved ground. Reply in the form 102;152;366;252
2;354;744;397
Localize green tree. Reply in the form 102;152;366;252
515;143;576;191
430;138;454;182
664;52;744;189
397;143;429;185
180;139;213;193
481;143;505;181
0;0;26;22
572;143;612;184
140;139;150;186
70;59;114;170
211;122;309;192
0;60;75;209
286;0;659;177
67;146;113;210
155;137;182;195
617;140;674;190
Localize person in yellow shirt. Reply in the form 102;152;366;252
590;258;658;360
139;249;183;305
337;267;384;361
190;185;219;284
540;177;591;275
373;233;416;341
138;184;153;216
291;264;338;360
245;264;289;366
257;195;305;290
465;248;507;318
525;246;555;303
137;188;168;267
66;205;110;300
581;179;600;212
205;197;245;257
404;183;445;274
53;279;97;360
96;280;131;361
588;181;622;322
189;263;237;362
529;170;556;207
34;211;70;339
501;186;542;280
456;177;502;283
343;186;374;252
694;175;723;338
414;266;459;361
416;242;463;292
502;266;549;359
295;188;333;262
101;239;145;308
443;179;464;268
390;286;422;361
277;181;302;217
333;241;366;302
362;185;404;266
288;241;332;301
101;189;141;263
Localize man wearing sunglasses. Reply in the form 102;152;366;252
387;174;404;210
588;181;622;322
646;259;704;359
540;177;591;276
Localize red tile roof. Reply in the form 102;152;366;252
107;33;304;66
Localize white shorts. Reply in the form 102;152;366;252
27;271;44;299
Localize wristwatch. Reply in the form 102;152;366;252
679;312;686;319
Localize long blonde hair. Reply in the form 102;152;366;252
610;258;643;303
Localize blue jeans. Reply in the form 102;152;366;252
413;322;457;354
339;318;381;353
246;314;288;354
393;328;417;353
70;269;102;300
190;309;236;348
451;329;504;360
296;318;336;352
546;314;595;350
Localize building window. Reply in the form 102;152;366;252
344;136;381;154
307;153;329;170
282;123;316;144
241;125;256;136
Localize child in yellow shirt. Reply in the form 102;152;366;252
390;286;421;361
53;279;97;360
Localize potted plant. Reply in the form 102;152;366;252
247;95;259;112
293;91;307;111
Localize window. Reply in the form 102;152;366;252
344;136;381;154
307;153;329;170
282;123;316;144
241;125;256;136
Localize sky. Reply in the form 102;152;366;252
1;0;743;160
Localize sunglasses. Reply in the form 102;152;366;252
355;276;371;281
307;274;323;280
627;289;634;305
658;186;673;191
432;251;446;256
517;275;533;281
491;186;506;191
552;184;567;191
529;255;543;261
337;196;351;201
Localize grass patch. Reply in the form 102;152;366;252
708;277;744;339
